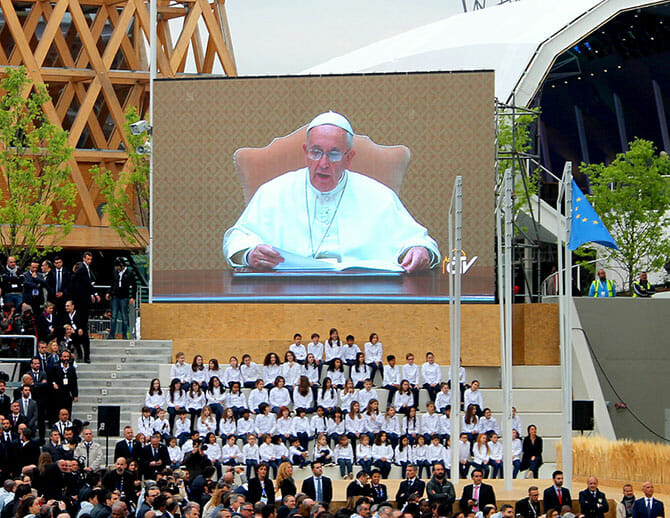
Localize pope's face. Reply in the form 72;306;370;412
304;125;355;193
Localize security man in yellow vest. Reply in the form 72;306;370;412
632;272;655;297
589;269;616;297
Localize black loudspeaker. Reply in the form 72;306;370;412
98;406;121;437
573;400;594;431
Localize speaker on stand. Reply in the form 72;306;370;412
98;406;121;466
572;400;594;434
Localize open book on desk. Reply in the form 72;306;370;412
272;248;405;272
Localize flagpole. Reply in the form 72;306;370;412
563;163;574;489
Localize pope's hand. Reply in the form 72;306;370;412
401;246;431;273
248;245;284;270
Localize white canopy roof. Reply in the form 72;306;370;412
302;0;666;106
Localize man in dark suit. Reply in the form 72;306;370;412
579;477;610;518
460;469;496;514
37;303;57;342
43;429;67;461
544;470;573;513
9;426;39;476
370;469;388;505
0;381;11;418
50;257;71;317
61;300;89;363
515;486;542;518
47;349;78;424
27;357;48;443
16;385;38;434
22;260;48;316
7;402;27;433
632;482;664;518
70;252;100;360
114;426;142;462
0;419;17;445
346;471;372;501
301;461;333;508
141;434;171;479
396;464;426;508
102;457;137;502
106;259;136;340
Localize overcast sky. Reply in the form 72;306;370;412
224;0;476;75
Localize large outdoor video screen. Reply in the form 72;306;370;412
152;72;495;302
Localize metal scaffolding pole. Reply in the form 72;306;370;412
501;168;514;488
148;0;157;303
449;176;463;486
562;163;574;489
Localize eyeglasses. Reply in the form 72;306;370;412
306;148;347;162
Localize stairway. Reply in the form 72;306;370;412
71;339;173;450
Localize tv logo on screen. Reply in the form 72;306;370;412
442;251;478;275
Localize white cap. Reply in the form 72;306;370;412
307;111;354;135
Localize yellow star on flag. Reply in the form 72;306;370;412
576;197;582;201
593;220;599;224
582;218;588;222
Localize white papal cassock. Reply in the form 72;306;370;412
223;168;441;269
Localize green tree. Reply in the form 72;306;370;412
91;107;149;248
580;138;670;291
0;67;76;267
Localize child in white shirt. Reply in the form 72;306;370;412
333;435;354;478
371;432;393;478
341;334;361;375
382;355;401;409
221;434;242;466
350;352;370;389
242;434;260;478
326;359;345;388
240;354;260;388
289;333;307;363
402;353;420;407
152;408;170;441
308;333;324;376
394;435;412;478
174;410;191;445
356;433;373;474
421;402;440;442
219;407;237;438
137;407;155;437
421;352;442;401
381;406;401;448
339;379;357;413
313;433;333;464
236;410;254;440
477;408;500;436
411;434;430;479
364;333;383;385
170;352;189;384
463;380;484;416
167;436;183;469
488;432;503;478
289;436;309;467
222;356;242;387
248;380;269;414
357;379;378;410
291;408;312;449
435;382;451;413
324;328;342;366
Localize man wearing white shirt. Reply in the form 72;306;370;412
382;355;402;410
402;353;420;408
421;352;442;402
631;482;664;518
222;112;440;274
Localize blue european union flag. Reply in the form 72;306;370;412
568;180;619;251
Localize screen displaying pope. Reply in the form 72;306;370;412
222;112;441;273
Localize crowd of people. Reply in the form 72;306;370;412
134;329;546;483
1;253;136;362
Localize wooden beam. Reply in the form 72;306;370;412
0;0;101;225
104;4;140;70
169;1;201;74
101;1;136;70
196;0;235;75
131;0;173;76
73;149;128;160
0;224;148;250
34;0;70;66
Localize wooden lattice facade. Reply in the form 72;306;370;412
0;0;236;248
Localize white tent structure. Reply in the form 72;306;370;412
303;0;669;106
